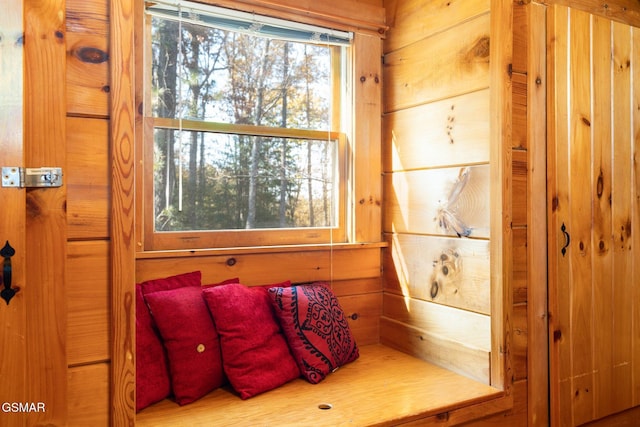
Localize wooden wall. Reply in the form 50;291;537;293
65;0;111;424
381;0;546;425
381;0;493;385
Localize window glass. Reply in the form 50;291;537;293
145;4;349;242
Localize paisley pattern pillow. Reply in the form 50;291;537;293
268;283;359;384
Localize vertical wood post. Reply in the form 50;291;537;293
110;0;137;423
24;0;68;424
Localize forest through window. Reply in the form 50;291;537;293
144;2;351;238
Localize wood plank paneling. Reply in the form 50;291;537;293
384;233;490;314
512;149;528;227
610;19;634;415
66;0;109;117
512;72;528;150
136;247;382;285
591;14;615;420
383;13;490;112
384;165;491;239
567;11;595;425
383;293;490;350
339;292;382;346
66;117;110;239
512;1;529;74
0;1;27;422
548;0;640;28
67;241;110;365
525;3;549;424
383;89;490;172
68;363;110;426
383;0;489;53
548;5;640;424
512;228;527;305
24;0;68;423
380;317;491;384
512;303;527;382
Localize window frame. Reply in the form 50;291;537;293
140;5;353;250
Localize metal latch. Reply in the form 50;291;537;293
1;167;63;188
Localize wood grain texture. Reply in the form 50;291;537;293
610;19;634;416
68;363;110;426
525;3;549;425
205;0;387;34
0;1;27;423
110;0;136;422
383;0;489;54
548;5;640;424
383;89;490;172
383;12;490;112
590;14;616;421
67;241;110;365
384;233;490;314
384;165;491;238
380;318;491;384
24;0;68;424
353;33;383;243
136;246;382;284
66;117;110;239
137;344;502;426
383;293;490;350
488;0;512;392
540;0;640;28
66;0;109;117
511;148;527;227
547;5;571;425
512;72;528;150
633;24;640;410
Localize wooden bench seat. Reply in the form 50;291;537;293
136;344;503;426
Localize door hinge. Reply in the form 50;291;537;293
1;167;63;188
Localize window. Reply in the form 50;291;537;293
142;1;352;250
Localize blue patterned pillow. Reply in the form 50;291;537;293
268;283;359;384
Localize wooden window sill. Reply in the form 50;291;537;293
135;241;388;260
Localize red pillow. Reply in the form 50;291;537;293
144;286;225;405
202;283;299;399
202;277;240;288
135;284;171;411
139;270;202;295
268;283;359;384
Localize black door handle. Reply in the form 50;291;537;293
561;223;570;257
1;241;19;305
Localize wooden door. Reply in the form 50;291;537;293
0;1;67;425
547;5;640;426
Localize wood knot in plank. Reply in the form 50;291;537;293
75;46;109;64
472;36;490;58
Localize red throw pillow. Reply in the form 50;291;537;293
135;284;171;411
268;283;359;384
202;277;240;288
202;283;299;399
139;270;202;295
144;286;225;405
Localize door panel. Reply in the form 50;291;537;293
0;2;28;422
548;5;640;425
0;1;67;425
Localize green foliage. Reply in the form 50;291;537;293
149;16;338;232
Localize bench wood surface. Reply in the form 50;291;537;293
137;344;502;426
